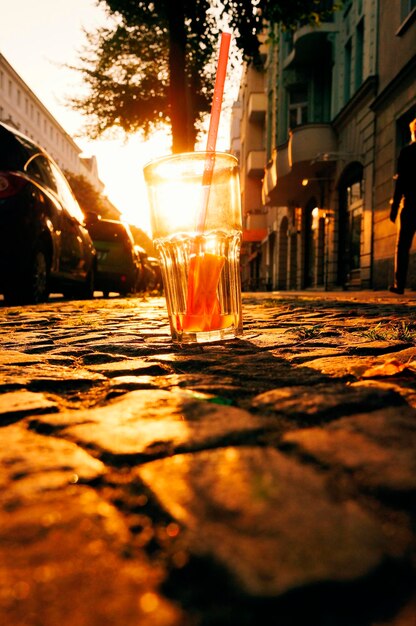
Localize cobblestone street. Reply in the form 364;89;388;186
0;291;415;626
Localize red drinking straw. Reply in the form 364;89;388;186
183;32;232;334
196;31;232;232
205;31;232;154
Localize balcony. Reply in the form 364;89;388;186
246;149;266;178
289;124;337;168
283;22;337;69
262;158;277;204
263;125;337;205
276;143;291;178
248;92;267;122
261;143;291;203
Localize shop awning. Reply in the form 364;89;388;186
242;228;268;242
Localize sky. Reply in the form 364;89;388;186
0;0;237;235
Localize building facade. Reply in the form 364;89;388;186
371;0;416;288
232;0;416;291
0;52;104;193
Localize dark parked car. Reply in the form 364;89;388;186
0;122;96;305
134;245;162;293
86;217;140;297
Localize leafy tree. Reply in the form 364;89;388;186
64;170;121;221
71;0;339;152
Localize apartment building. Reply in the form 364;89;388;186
371;0;416;288
233;61;268;290
232;0;416;291
0;52;104;193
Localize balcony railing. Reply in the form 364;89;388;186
246;149;266;178
248;93;267;122
283;21;337;69
289;124;337;167
262;124;337;204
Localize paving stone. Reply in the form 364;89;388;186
0;424;105;503
137;446;399;597
81;352;131;365
159;351;329;390
346;340;412;356
249;382;405;421
0;363;106;388
0;350;43;365
29;389;275;462
1;293;416;625
297;354;380;379
86;358;174;377
278;346;346;363
0;487;185;626
0;390;58;424
282;405;416;499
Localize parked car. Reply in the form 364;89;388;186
147;256;163;293
0;122;96;305
134;245;162;292
86;216;140;297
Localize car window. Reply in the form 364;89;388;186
89;221;134;246
25;154;57;189
48;160;86;224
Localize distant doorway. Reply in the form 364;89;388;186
303;199;316;288
338;163;363;288
268;231;277;290
277;217;288;289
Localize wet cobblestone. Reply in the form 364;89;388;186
0;291;415;626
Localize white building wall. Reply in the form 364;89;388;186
0;52;103;192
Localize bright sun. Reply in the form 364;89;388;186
80;128;172;237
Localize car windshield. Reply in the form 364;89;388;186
89;221;132;244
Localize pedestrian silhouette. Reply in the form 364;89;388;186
389;117;416;294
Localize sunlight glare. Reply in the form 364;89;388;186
152;177;205;235
80;128;172;236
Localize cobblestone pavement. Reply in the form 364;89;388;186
1;291;416;626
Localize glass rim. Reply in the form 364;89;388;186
143;150;238;174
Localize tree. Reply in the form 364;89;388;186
64;171;121;221
71;0;340;152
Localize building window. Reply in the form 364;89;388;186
401;0;416;20
355;18;364;89
288;87;308;129
396;107;416;157
397;0;416;34
17;89;21;106
347;181;363;206
0;71;3;89
283;30;294;57
344;38;352;102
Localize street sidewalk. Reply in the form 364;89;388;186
0;292;415;626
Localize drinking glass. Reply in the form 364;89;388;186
143;151;243;344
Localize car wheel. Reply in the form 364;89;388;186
5;248;50;305
31;250;49;303
79;267;95;300
69;267;95;301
